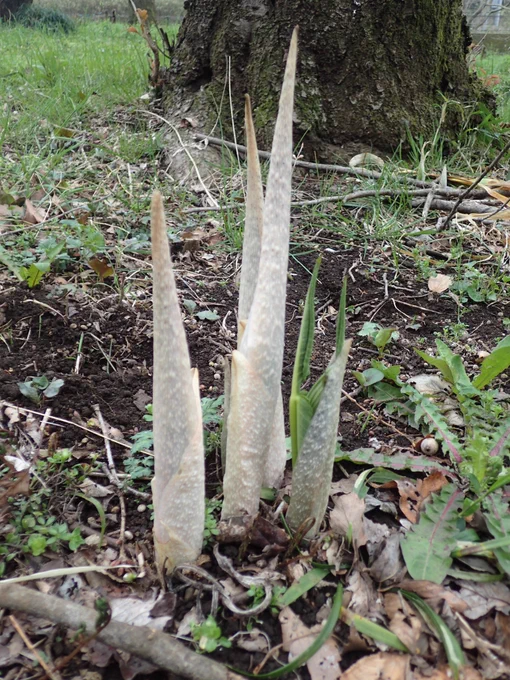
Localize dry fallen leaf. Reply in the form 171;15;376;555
341;652;410;680
428;273;452;293
279;606;341;680
345;569;381;618
383;592;425;654
420;471;449;500
330;492;367;547
88;257;115;281
23;198;45;225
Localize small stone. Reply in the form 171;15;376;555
137;504;146;513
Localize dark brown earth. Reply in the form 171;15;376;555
1;244;508;449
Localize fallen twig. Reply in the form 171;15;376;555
181;187;478;215
0;584;242;680
193;133;491;195
9;614;61;680
411;197;496;215
441;137;510;228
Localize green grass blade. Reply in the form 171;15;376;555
336;276;347;352
401;590;465;679
75;493;106;548
343;610;409;652
232;584;343;679
277;566;331;607
293;256;321;388
446;569;504;582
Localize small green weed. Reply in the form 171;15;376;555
204;498;221;546
0;450;93;573
436;322;468;345
183;300;220;323
358;322;399;356
355;336;510;489
128;398;224;464
18;375;64;405
191;615;231;653
124;450;154;479
355;338;510;583
451;265;502;304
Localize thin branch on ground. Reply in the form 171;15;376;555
9;615;61;680
411;197;499;215
173;551;274;618
441;137;510;228
193;132;492;193
0;585;243;680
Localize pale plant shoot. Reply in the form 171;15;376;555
151;192;204;572
221;29;298;519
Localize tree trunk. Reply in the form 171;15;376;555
128;0;157;24
162;0;490;160
0;0;32;20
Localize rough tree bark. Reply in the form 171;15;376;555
162;0;490;160
0;0;32;20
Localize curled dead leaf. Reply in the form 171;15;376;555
428;274;452;294
23;198;45;225
89;257;115;281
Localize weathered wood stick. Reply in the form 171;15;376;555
0;584;242;680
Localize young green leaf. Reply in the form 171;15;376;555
401;484;464;584
417;340;478;398
289;257;321;465
336;276;347;352
483;490;510;575
20;261;50;289
43;378;64;399
342;609;409;652
473;336;510;389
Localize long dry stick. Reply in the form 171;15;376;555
441;137;510;227
193;132;493;194
0;585;242;680
9;615;60;680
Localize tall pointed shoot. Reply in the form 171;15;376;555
222;29;298;519
229;94;287;489
151;191;205;571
